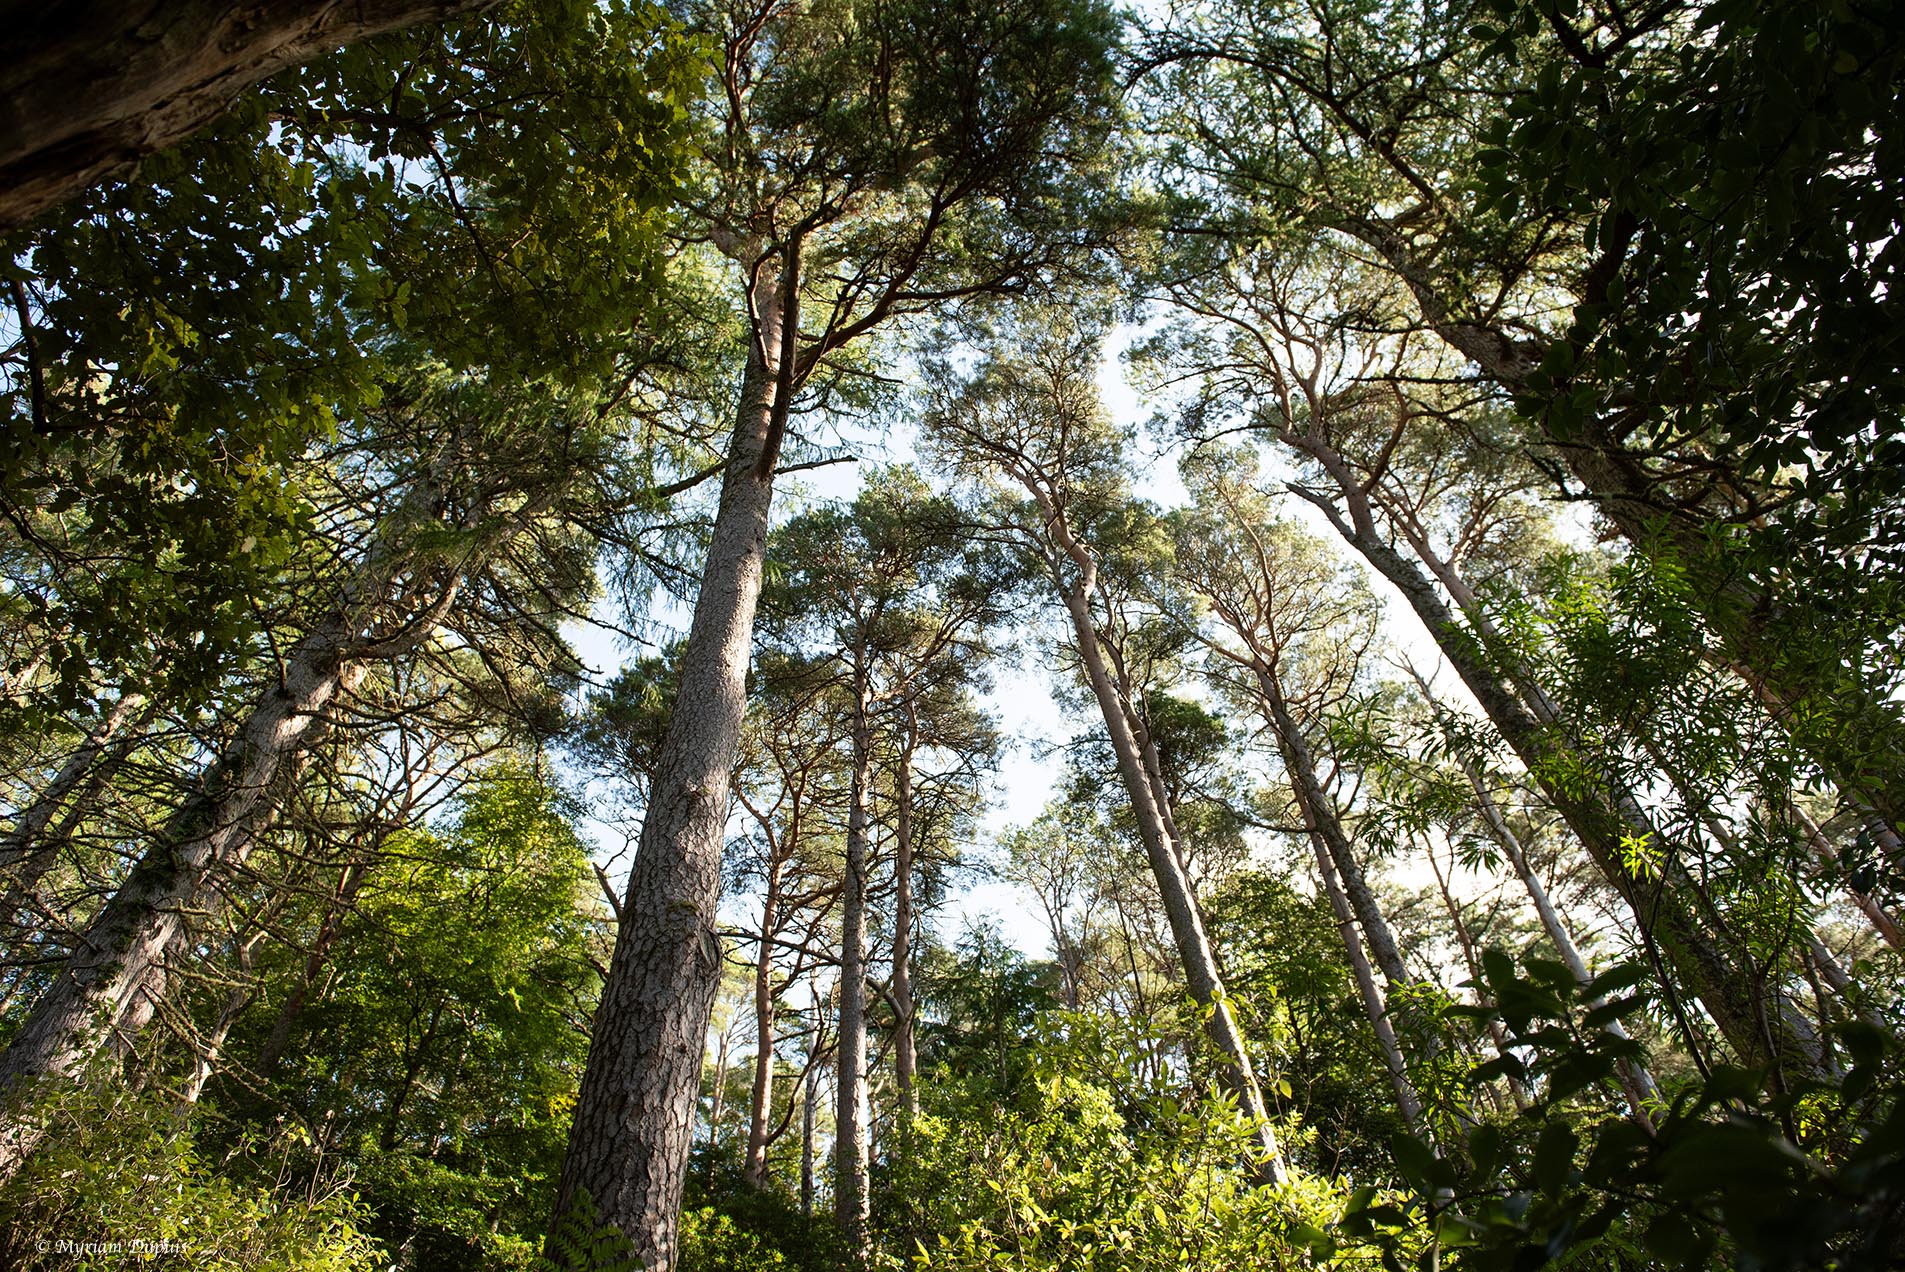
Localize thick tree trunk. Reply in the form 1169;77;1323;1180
0;0;497;232
834;676;873;1258
0;620;361;1181
551;274;787;1270
1291;475;1827;1086
1046;553;1286;1183
891;719;919;1122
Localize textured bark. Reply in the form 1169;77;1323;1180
890;724;918;1121
833;677;873;1258
0;0;497;231
551;277;785;1270
0;619;362;1182
1041;530;1286;1182
1294;476;1826;1084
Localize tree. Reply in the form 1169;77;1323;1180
925;313;1288;1182
555;1;1119;1261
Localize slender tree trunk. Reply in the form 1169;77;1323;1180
834;672;873;1258
1791;804;1904;953
553;267;789;1270
1;709;145;934
743;854;783;1188
179;929;266;1108
800;1058;817;1217
0;620;363;1183
1048;557;1286;1182
1251;665;1410;992
707;1030;730;1148
1423;841;1527;1112
255;857;372;1084
1290;473;1826;1086
1311;830;1424;1134
891;717;919;1122
0;0;498;232
1448;751;1661;1119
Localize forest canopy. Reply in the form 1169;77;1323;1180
1;1;1901;1269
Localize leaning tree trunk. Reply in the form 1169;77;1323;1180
1311;829;1425;1134
0;692;141;871
551;269;790;1270
0;0;497;231
834;670;873;1260
1251;665;1411;994
1288;470;1827;1088
0;617;363;1182
1034;518;1286;1183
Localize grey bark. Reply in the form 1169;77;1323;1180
1030;500;1286;1183
0;0;497;231
551;271;787;1270
891;713;919;1121
0;619;364;1181
1310;828;1424;1134
742;851;782;1188
1288;471;1827;1085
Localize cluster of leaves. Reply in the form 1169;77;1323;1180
1350;950;1905;1270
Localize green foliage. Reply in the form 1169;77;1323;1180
1349;948;1905;1270
903;1007;1360;1271
0;1084;378;1271
228;767;603;1271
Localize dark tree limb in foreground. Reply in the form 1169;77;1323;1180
0;0;496;231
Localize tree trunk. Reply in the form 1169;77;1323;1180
179;926;267;1108
1289;475;1827;1086
742;853;782;1188
0;692;141;870
891;713;919;1122
1045;549;1286;1183
1311;829;1425;1134
1448;751;1661;1119
833;673;873;1259
254;856;372;1084
1790;804;1904;953
800;1058;817;1217
1;703;145;934
0;0;497;232
707;1029;730;1148
0;619;362;1182
551;270;788;1270
1251;665;1411;993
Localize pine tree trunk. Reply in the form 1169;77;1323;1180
1048;556;1286;1183
742;853;782;1188
552;270;788;1270
0;692;141;871
0;619;361;1182
834;673;873;1259
0;0;497;231
891;717;919;1122
800;1059;817;1217
1310;830;1425;1134
1290;474;1827;1086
